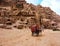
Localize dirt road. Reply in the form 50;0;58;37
0;28;60;46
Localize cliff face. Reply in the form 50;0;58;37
0;0;60;30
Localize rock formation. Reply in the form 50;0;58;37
0;0;60;30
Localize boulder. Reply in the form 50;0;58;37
4;26;12;29
5;21;12;25
0;24;6;28
17;25;23;29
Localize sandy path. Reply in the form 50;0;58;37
0;28;60;46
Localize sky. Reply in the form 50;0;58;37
26;0;42;5
26;0;60;15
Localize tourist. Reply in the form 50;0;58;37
30;23;40;36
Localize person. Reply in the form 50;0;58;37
35;23;40;36
30;23;40;36
30;24;36;36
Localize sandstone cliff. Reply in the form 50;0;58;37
0;0;60;30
